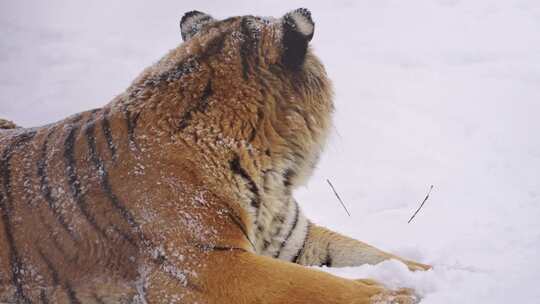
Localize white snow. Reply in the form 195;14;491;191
1;0;540;303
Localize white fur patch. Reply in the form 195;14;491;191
259;197;298;256
290;12;314;37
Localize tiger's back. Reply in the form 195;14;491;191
1;103;247;302
0;109;141;302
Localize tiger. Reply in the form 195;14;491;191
0;8;430;304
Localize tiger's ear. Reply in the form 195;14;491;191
281;8;315;70
180;11;215;41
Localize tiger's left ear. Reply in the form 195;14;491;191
180;10;215;41
281;8;315;70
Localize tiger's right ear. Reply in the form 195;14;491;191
180;11;215;41
281;8;315;70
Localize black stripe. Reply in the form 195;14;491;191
37;249;59;286
195;243;247;252
262;200;290;252
247;128;257;143
321;243;333;267
0;131;36;304
247;108;263;143
64;282;82;304
92;294;106;304
101;109;117;161
127;30;225;99
175;32;225;79
203;32;226;57
209;246;246;252
67;113;84;125
111;225;138;247
178;79;213;131
274;200;299;258
38;249;81;304
283;169;295;187
39;290;49;304
240;17;251;80
84;120;139;247
226;210;255;250
64;127;81;198
123;108;140;150
63;122;109;239
229;154;260;209
37;128;79;242
281;10;311;70
292;223;310;264
240;17;259;80
129;58;198;99
126;32;224;99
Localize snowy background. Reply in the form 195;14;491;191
1;0;539;303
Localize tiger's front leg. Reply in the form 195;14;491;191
136;203;419;304
194;250;419;304
294;222;432;272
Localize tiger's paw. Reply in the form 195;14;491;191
370;287;420;304
403;260;432;272
355;279;420;304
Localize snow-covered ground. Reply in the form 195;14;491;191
1;0;539;303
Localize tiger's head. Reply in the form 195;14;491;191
180;8;317;71
127;9;333;188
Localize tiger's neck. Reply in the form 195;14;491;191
108;97;315;261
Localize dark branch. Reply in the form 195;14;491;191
408;185;434;224
326;179;351;217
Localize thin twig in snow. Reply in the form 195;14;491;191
326;179;351;217
408;185;434;224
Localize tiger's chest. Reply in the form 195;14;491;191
251;194;309;262
228;157;311;261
